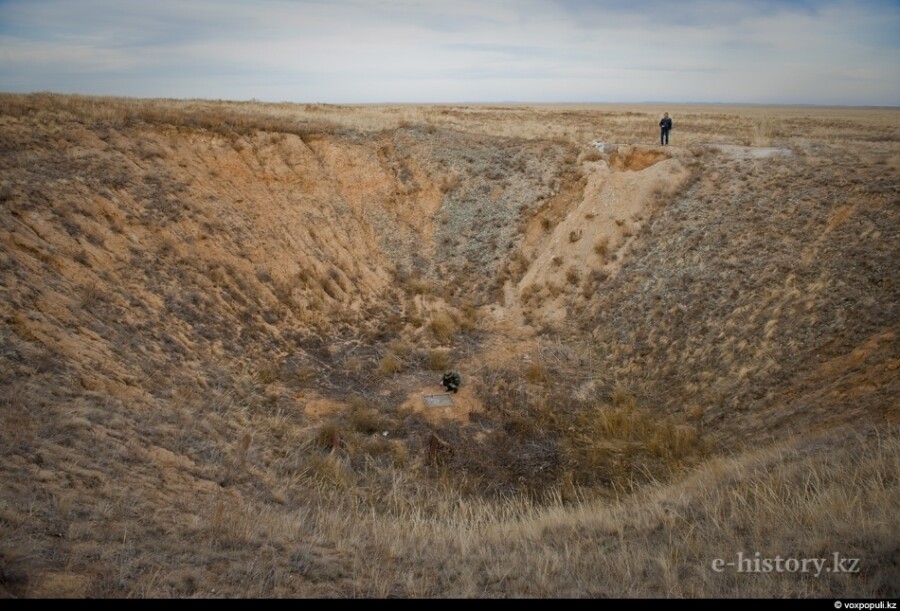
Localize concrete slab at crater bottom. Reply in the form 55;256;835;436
423;393;455;407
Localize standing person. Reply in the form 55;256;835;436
659;112;673;145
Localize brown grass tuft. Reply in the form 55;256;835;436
378;351;405;375
429;310;457;344
427;349;451;371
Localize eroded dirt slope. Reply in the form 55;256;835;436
2;98;897;482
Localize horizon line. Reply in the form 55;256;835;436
2;91;898;110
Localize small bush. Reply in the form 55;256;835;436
579;149;603;163
611;385;637;410
344;356;364;374
74;249;91;267
349;405;382;435
524;361;549;385
406;277;432;295
255;365;278;385
546;281;563;298
301;453;353;488
0;182;12;203
427;350;451;371
314;422;342;451
388;339;413;359
439;173;461;193
357;436;408;466
378;351;405;375
430;311;457;343
458;302;478;331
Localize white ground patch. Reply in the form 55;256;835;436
512;145;691;326
707;144;794;159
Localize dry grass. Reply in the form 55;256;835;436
429;311;458;344
0;93;897;598
427;349;451;371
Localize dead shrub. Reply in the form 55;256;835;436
597;405;651;440
378;351;405;375
356;436;408;466
521;283;540;301
579;148;603;163
138;141;166;160
427;349;451;371
687;403;704;421
388;339;413;359
349;405;383;435
301;453;353;488
524;361;549;385
429;311;457;343
284;364;317;387
344;356;364;374
666;424;700;457
546;282;563;298
458;302;478;331
321;277;341;300
611;384;637;410
74;249;91;267
439;173;462;193
406;277;432;295
254;364;278;385
78;282;105;309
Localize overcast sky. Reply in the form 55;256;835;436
1;0;898;106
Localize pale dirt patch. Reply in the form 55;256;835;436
514;145;691;325
475;312;540;367
301;393;348;419
707;144;794;159
26;571;92;598
401;382;484;426
143;445;224;493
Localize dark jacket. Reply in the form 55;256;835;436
660;117;673;130
442;371;461;391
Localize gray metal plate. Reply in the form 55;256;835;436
423;393;454;407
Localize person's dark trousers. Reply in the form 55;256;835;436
661;129;669;145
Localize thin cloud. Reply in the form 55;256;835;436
0;0;897;104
